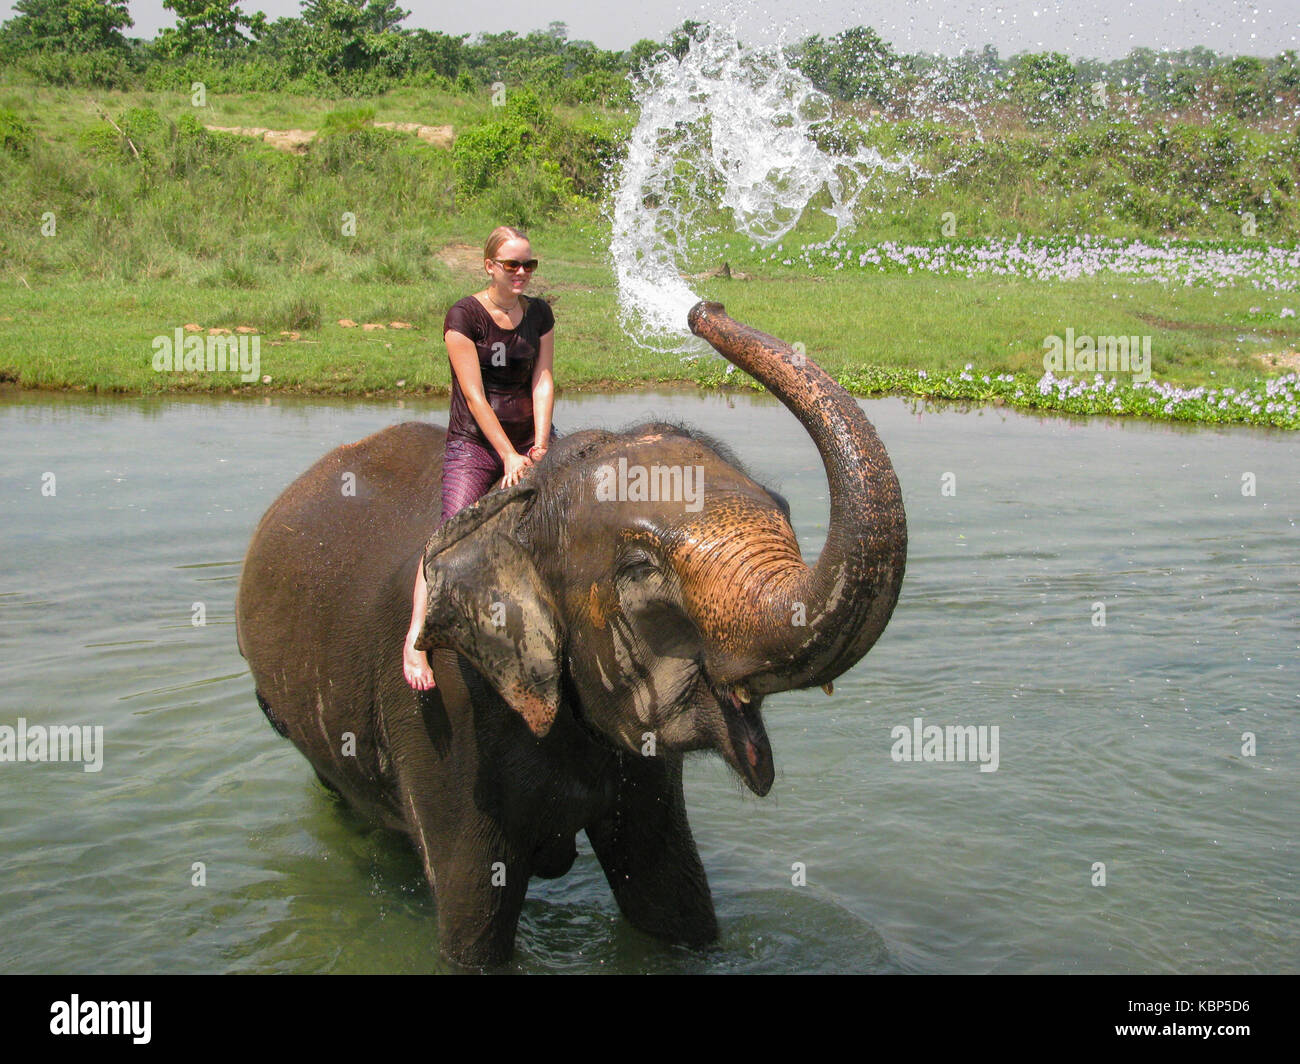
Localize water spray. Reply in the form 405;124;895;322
609;21;915;352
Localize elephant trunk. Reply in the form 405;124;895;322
687;300;907;695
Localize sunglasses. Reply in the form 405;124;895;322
491;258;539;273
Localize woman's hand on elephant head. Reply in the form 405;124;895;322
500;451;533;488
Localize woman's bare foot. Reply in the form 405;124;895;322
403;635;436;690
404;557;436;690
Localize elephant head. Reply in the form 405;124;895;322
415;301;907;796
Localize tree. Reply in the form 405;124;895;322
159;0;266;54
975;44;1002;79
362;1;409;34
1;0;133;52
794;26;897;104
1006;51;1078;122
295;0;413;75
300;0;409;36
626;37;663;74
1217;55;1269;118
1272;50;1300;93
407;28;466;79
941;45;1001;101
667;19;708;61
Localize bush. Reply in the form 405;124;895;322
452;119;527;195
560;71;634;108
451;89;624;211
553;116;631;197
502;88;552;132
0;106;32;154
77;124;128;159
318;106;377;136
14;49;137;89
311;126;410;173
283;297;322;332
477;156;573;228
119;108;171;153
168;114;239;177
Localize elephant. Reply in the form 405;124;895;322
235;300;907;966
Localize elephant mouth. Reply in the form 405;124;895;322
705;675;775;797
567;655;775;797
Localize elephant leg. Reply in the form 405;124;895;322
396;769;530;966
384;672;532;967
586;753;718;946
422;826;532;968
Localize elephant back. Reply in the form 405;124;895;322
236;420;447;812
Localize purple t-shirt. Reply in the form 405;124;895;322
443;295;554;448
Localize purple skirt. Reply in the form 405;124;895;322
440;428;556;526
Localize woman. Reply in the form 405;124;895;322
402;226;555;690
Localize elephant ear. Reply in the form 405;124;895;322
413;483;564;737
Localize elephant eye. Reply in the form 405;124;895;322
617;552;656;582
615;553;697;659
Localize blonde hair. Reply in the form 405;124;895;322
484;226;528;261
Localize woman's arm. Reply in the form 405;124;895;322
530;327;555;456
446;329;531;484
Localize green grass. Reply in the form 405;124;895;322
2;231;1296;415
691;253;1300;386
0;78;495;146
1;80;1298;429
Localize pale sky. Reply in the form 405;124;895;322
1;0;1294;58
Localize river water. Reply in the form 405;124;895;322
1;390;1295;973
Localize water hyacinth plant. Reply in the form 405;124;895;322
696;361;1300;430
773;237;1300;291
725;236;1299;427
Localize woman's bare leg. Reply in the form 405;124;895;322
402;563;436;690
405;435;509;690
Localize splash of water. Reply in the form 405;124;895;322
609;22;915;351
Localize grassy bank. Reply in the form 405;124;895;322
3;234;1298;427
0;80;1298;428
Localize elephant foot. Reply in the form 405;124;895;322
402;637;436;690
